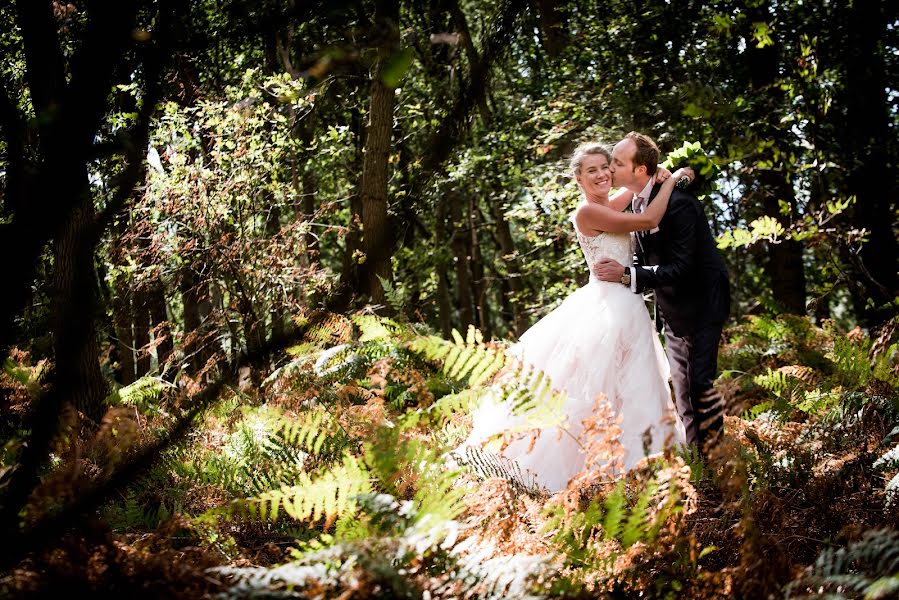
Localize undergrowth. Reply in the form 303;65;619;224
2;312;898;599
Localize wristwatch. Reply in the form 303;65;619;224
620;268;631;286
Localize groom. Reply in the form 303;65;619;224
594;132;731;452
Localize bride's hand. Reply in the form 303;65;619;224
654;166;672;183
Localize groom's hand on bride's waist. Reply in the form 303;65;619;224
593;258;625;282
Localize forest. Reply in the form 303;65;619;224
1;0;898;598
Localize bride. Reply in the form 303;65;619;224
459;142;689;492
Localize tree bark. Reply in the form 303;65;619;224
448;0;491;125
52;194;109;422
434;201;454;338
760;171;807;314
145;274;173;376
360;0;400;308
490;196;528;336
111;283;137;386
468;196;491;338
743;1;807;315
839;2;899;325
533;0;568;58
448;189;475;330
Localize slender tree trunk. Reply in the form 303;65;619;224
490;196;528;336
332;92;367;311
181;268;213;374
145;275;172;376
111;285;136;386
109;215;137;385
266;202;284;342
134;287;152;377
434;201;454;338
744;1;807;315
840;1;899;325
448;189;475;329
360;0;400;308
469;196;491;338
533;0;568;58
760;171;807;314
293;116;317;308
448;0;491;125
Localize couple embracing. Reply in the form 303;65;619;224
462;132;731;492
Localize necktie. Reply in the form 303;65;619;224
633;195;658;234
633;195;647;214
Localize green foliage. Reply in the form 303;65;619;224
660;140;721;199
785;529;899;599
3;354;47;400
543;460;688;583
106;376;175;417
102;490;172;531
247;453;371;525
408;325;508;388
196;405;353;498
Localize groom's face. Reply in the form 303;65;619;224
610;139;645;191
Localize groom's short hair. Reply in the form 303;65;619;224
625;132;659;176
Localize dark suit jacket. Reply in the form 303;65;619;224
633;184;730;337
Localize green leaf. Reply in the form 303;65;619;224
382;48;413;88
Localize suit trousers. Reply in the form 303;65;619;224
663;319;726;450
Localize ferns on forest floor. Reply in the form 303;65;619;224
785;528;899;599
67;311;899;599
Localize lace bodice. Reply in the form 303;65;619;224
570;216;634;276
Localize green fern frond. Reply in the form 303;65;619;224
405;388;483;429
364;426;466;526
742;400;775;421
106;376;174;416
409;326;509;387
246;453;372;525
544;459;688;576
621;478;661;548
786;528;899;599
351;314;403;342
827;334;872;389
3;355;48;399
754;368;790;398
273;407;349;456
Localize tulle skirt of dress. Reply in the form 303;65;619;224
460;278;686;492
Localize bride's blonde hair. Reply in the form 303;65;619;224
568;142;611;179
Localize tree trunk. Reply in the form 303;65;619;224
266;201;284;342
134;287;152;377
760;171;807;314
490;196;528;336
448;189;475;330
448;0;491;125
839;2;899;325
181;268;213;374
743;1;807;316
469;196;491;338
434;200;454;338
111;285;136;386
360;0;400;308
533;0;568;57
145;276;172;376
52;193;108;422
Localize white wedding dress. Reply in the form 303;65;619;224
459;217;686;492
